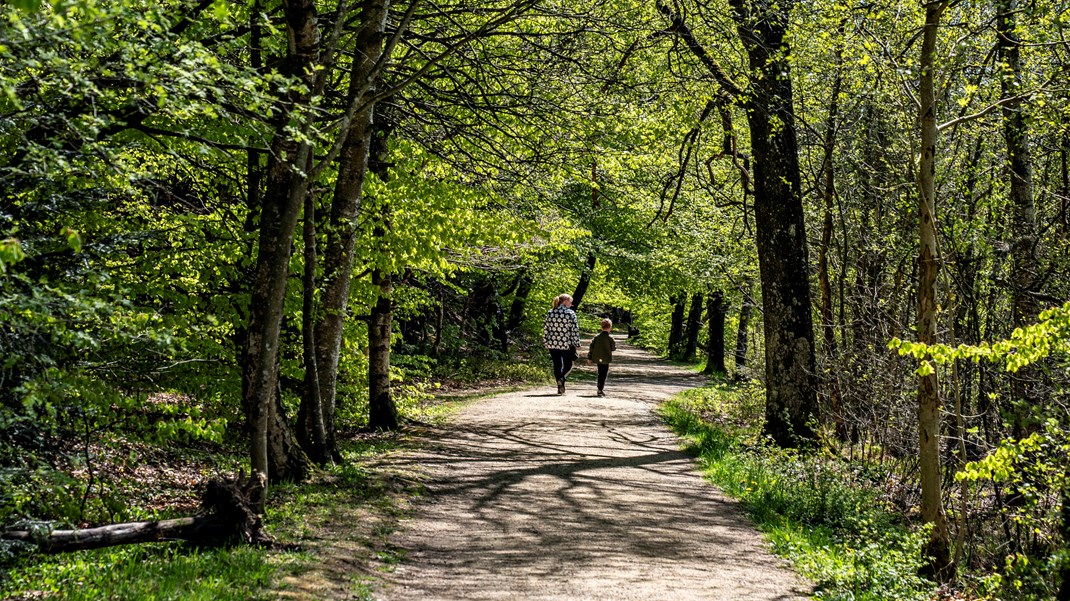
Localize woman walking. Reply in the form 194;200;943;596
543;293;581;395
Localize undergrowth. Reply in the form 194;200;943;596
658;382;937;601
0;426;424;600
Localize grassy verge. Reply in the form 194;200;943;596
0;434;415;601
658;382;937;601
0;362;532;601
0;543;287;600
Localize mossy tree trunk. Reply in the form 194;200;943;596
728;0;817;447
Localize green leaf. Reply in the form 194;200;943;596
7;0;43;12
61;227;82;253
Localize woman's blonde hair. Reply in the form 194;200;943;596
552;293;573;309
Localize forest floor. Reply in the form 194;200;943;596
366;336;814;600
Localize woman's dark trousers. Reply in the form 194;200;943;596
549;348;574;384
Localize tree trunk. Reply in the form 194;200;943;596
683;293;704;361
468;281;506;351
729;0;817;447
1060;135;1068;237
571;251;597;312
668;296;686;359
917;0;953;580
268;385;310;482
997;0;1040;439
307;0;393;458
297;191;328;464
734;281;753;371
818;25;846;441
368;269;399;431
432;284;445;357
506;270;534;339
241;0;321;505
2;476;271;553
703;290;727;375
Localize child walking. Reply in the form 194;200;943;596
587;318;616;397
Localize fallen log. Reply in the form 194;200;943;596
2;473;275;553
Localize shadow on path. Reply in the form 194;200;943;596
377;336;812;601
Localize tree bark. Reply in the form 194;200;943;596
818;23;846;441
368;269;399;431
2;476;271;553
1060;469;1070;601
506;270;534;338
571;251;597;312
703;290;727;375
298;191;328;464
668;295;686;359
917;0;953;580
734;281;753;371
306;0;393;458
1060;135;1069;237
683;292;704;361
241;0;321;505
728;0;817;447
997;0;1040;439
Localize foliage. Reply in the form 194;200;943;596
890;302;1070;375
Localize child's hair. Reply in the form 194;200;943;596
552;293;573;309
600;318;613;330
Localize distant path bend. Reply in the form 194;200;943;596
378;336;812;600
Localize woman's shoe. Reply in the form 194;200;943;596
557;380;565;395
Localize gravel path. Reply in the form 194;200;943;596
377;336;812;600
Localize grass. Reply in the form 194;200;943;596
658;383;937;601
0;543;290;600
0;432;420;601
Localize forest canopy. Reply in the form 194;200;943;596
2;0;1070;598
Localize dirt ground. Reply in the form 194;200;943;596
374;337;813;600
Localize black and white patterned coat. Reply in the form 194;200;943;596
542;305;580;350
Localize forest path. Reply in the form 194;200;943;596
374;336;812;600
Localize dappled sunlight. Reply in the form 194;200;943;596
376;340;811;600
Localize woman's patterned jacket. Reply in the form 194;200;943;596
542;305;581;350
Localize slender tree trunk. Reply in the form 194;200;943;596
1060;470;1070;601
916;0;953;580
468;282;503;350
307;0;392;457
703;290;727;375
1060;135;1068;237
818;23;846;441
997;0;1040;438
432;283;445;357
506;270;534;337
683;293;704;361
668;296;686;358
241;0;321;506
368;269;398;431
734;281;753;371
297;192;328;464
571;159;601;314
728;0;817;447
571;252;597;312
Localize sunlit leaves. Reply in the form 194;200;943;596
0;238;25;272
889;302;1070;372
